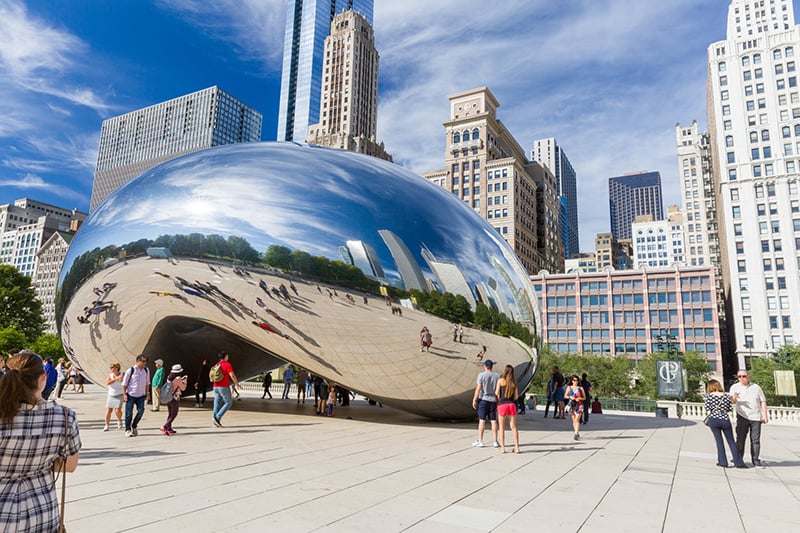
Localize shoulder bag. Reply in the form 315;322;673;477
53;406;69;532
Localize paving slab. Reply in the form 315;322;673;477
54;385;799;532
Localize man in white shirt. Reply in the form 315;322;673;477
729;369;768;468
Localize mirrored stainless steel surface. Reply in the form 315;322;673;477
57;142;540;419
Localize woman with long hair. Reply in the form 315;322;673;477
564;374;586;441
705;379;747;468
0;350;82;531
104;362;124;431
494;364;520;453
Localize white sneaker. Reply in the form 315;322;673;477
116;421;122;429
125;430;133;437
472;440;484;447
103;424;109;432
493;441;501;448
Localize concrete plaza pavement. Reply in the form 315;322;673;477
56;385;799;532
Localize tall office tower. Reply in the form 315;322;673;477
631;207;686;269
608;171;664;241
277;0;374;142
422;87;564;275
532;138;579;258
305;10;391;160
676;121;720;268
91;86;262;211
707;0;800;367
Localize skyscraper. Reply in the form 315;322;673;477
532;138;579;258
277;0;374;142
305;9;391;160
422;87;564;275
91;86;262;211
707;0;800;366
608;171;664;241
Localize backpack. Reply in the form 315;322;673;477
159;380;174;404
209;363;224;383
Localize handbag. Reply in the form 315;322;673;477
54;406;69;533
703;414;710;426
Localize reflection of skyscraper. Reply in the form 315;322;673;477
277;0;374;142
377;230;426;291
91;86;262;211
420;248;475;310
345;240;384;278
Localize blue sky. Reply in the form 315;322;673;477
1;0;792;253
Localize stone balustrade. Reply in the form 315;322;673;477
657;400;800;426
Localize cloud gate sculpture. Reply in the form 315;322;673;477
57;142;540;419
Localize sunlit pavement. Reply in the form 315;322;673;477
56;385;799;532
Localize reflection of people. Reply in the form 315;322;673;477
475;345;486;363
0;350;82;532
705;380;747;468
472;360;499;448
495;365;520;453
729;370;768;468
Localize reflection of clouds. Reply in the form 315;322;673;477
61;143;541;342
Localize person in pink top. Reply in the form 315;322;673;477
161;364;188;435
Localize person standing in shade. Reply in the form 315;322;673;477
495;364;520;453
212;351;239;427
194;359;211;407
471;359;500;448
580;373;592;424
296;367;308;404
543;376;554;418
261;371;273;399
161;364;188;435
564;375;585;441
552;366;566;419
103;363;124;431
41;357;58;400
705;379;747;468
0;350;81;532
151;359;165;412
122;355;150;437
729;369;769;468
281;365;295;400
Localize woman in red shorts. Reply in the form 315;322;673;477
494;364;520;453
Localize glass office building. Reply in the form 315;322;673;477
277;0;374;142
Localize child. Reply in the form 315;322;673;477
326;382;337;417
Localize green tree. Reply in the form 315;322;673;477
748;345;800;407
633;350;711;401
30;334;66;361
0;325;29;355
0;265;45;341
528;348;633;399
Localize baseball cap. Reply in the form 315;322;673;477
484;359;494;368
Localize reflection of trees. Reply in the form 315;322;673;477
262;245;379;293
414;291;532;345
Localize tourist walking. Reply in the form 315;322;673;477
151;358;165;412
0;350;81;532
212;351;240;427
122;355;150;437
495;364;520;453
194;359;211;407
729;369;769;468
580;373;592;424
161;364;188;435
104;363;124;431
296;368;308;404
55;359;68;398
42;357;58;400
261;371;273;399
564;374;585;440
705;379;747;468
552;366;566;419
471;359;500;448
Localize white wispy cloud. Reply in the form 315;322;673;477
156;0;287;72
374;0;720;250
0;172;85;202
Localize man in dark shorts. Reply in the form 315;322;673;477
471;359;500;448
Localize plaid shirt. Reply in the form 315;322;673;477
0;401;81;532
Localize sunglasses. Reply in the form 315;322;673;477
737;375;748;378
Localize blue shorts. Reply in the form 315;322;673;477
555;386;565;402
477;399;497;421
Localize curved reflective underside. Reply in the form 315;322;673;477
57;142;540;419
